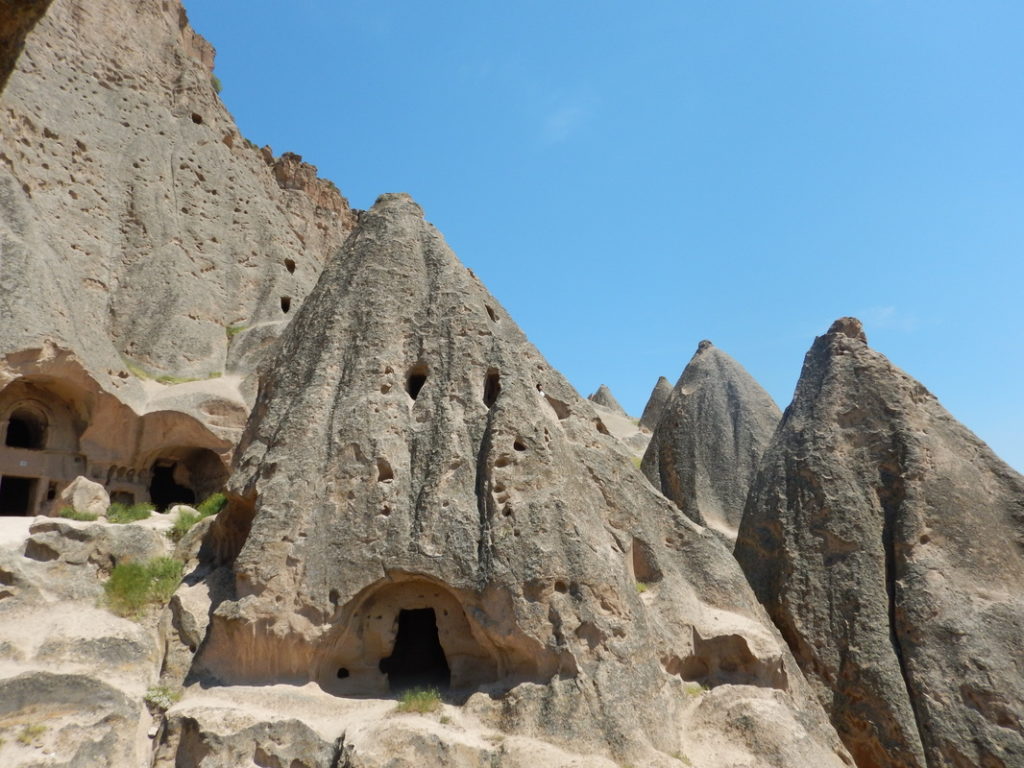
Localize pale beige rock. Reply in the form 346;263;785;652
59;474;109;517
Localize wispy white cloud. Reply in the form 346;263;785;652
860;305;921;333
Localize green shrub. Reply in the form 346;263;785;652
17;724;46;745
169;493;227;542
211;73;222;94
396;686;442;714
226;324;247;339
59;506;98;522
106;502;154;524
104;557;183;617
196;492;228;517
144;684;182;711
630;456;643;469
635;581;649;593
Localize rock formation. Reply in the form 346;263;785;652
642;341;781;544
640;375;673;431
588;383;628;416
735;317;1024;768
0;0;356;516
180;193;852;767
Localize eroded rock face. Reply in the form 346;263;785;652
639;375;673;431
193;194;851;767
735;317;1024;768
0;0;355;383
641;341;780;544
587;383;628;416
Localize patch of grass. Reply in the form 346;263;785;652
682;681;707;697
674;752;693;766
169;493;227;542
630;456;643;469
395;686;442;714
106;501;154;524
122;359;152;380
59;506;98;521
144;684;182;711
635;581;649;593
103;557;183;617
154;371;222;385
17;724;46;746
226;324;247;339
210;73;222;94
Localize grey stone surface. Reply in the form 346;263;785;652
59;475;109;517
639;375;673;431
587;384;628;416
641;340;781;544
735;317;1024;768
193;194;851;767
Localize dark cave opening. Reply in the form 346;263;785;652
0;476;35;516
149;462;195;511
378;608;451;692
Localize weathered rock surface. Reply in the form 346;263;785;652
0;0;53;91
0;0;356;481
642;340;781;544
190;193;851;767
735;317;1024;768
59;474;109;517
639;375;673;431
587;383;628;416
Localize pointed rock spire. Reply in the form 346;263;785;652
587;383;628;417
198;194;850;765
639;375;673;431
641;340;780;544
735;317;1024;768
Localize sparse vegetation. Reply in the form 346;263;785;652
169;493;227;542
103;557;183;617
59;506;98;521
106;501;154;524
17;724;46;746
144;684;182;711
635;581;649;593
226;324;247;339
154;371;223;385
682;682;707;697
211;73;222;94
630;456;642;469
396;687;442;714
674;752;693;766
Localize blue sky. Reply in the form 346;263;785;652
188;1;1023;471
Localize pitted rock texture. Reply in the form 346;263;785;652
0;0;355;399
641;341;780;544
639;375;673;431
194;193;851;767
587;383;628;416
735;317;1024;768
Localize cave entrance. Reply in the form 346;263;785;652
0;476;36;516
378;608;450;692
5;409;46;450
149;462;195;511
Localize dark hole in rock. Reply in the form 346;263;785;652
0;476;36;516
5;410;46;449
191;113;203;124
379;608;450;692
544;395;570;420
406;364;429;400
381;506;391;516
593;418;610;435
149;462;195;511
554;580;568;593
485;305;497;322
284;258;296;274
46;482;57;501
337;668;350;679
329;589;340;605
376;458;394;482
631;537;663;585
280;296;292;313
513;438;527;452
483;368;501;408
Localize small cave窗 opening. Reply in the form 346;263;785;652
513;438;527;452
191;113;203;124
284;258;296;274
485;305;497;322
149;462;195;511
378;607;450;692
0;476;36;516
376;457;394;482
5;409;46;450
337;667;350;679
280;296;292;313
483;368;501;408
406;363;428;400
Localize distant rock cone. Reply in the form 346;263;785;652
735;318;1024;768
639;375;673;431
588;383;628;417
641;341;780;544
196;194;850;766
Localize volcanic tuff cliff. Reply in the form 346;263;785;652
179;193;852;767
735;318;1024;768
642;340;781;545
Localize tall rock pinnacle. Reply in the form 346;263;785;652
735;317;1024;768
639;375;673;431
641;341;781;544
194;194;851;766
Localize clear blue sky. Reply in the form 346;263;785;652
188;1;1023;471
